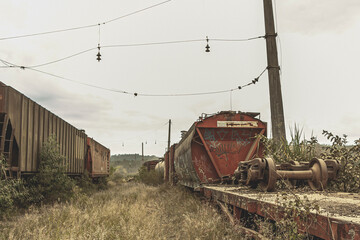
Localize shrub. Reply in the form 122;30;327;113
31;136;75;203
0;154;6;179
74;170;97;194
259;191;320;239
108;166;124;183
137;166;163;186
0;178;37;219
322;131;360;192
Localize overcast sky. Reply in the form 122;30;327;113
1;0;359;156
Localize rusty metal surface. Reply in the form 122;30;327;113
0;81;87;175
203;185;360;240
174;124;201;188
238;158;339;191
174;111;267;189
87;137;110;177
143;160;161;171
169;144;176;185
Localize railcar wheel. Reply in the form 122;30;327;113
259;158;276;192
308;158;328;191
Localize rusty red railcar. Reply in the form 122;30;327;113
174;111;266;189
143;159;162;171
86;137;110;178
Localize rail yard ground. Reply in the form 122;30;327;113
0;181;245;240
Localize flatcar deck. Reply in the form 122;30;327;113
202;185;360;240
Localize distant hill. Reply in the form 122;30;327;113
110;154;161;175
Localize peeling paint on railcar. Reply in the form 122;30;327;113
173;112;267;189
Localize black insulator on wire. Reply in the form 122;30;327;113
96;44;101;62
205;36;210;52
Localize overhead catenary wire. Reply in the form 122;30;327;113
0;0;172;41
0;36;265;69
0;57;268;97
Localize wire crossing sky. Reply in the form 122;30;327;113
1;0;360;156
0;0;172;41
0;36;265;68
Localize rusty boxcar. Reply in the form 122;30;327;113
0;81;109;178
86;138;110;178
173;111;267;189
143;159;162;171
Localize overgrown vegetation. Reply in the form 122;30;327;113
321;131;360;192
0;182;243;240
256;127;360;237
137;166;163;186
0;179;32;219
30;137;76;203
257;188;320;239
260;125;320;163
110;154;159;175
260;126;360;193
0;136;107;219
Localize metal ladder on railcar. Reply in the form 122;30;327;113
0;113;18;178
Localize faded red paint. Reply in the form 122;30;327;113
143;160;161;171
174;111;267;188
86;137;110;177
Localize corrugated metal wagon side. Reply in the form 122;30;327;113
174;111;267;189
86;137;110;178
0;81;87;177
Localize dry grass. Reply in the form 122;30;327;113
0;182;245;240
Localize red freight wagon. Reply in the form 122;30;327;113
86;138;110;178
174;111;266;189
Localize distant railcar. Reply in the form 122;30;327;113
143;159;162;172
86;138;110;178
0;81;109;178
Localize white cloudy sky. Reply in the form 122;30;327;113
0;0;359;156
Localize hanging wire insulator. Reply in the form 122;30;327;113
205;36;210;52
96;44;101;62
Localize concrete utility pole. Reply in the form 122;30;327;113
142;142;144;161
167;119;171;151
263;0;286;141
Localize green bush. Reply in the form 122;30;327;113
322;131;360;192
259;192;320;239
0;179;33;219
137;166;163;186
31;136;75;203
75;170;97;194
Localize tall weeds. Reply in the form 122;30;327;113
0;183;244;240
260;124;319;163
